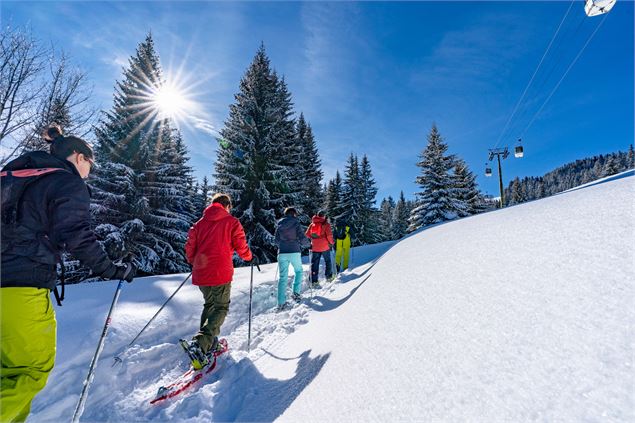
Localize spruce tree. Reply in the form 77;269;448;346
91;34;194;274
195;176;211;214
391;191;409;240
214;45;297;263
379;196;395;241
453;159;486;215
340;154;363;245
409;124;456;231
358;155;379;244
602;155;619;177
508;177;525;205
324;171;345;223
296;113;323;221
627;144;634;169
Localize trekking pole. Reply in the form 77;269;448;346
112;272;192;366
308;250;313;299
72;277;126;423
247;260;255;352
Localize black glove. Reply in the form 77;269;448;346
249;256;260;265
113;263;136;283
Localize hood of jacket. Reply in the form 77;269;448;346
311;215;327;225
3;151;78;176
203;202;231;222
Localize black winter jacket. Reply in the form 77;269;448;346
274;216;309;254
1;151;116;290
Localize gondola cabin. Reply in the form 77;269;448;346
585;0;616;17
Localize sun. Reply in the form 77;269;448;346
152;83;190;120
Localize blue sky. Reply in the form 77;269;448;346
3;1;633;201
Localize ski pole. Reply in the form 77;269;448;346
330;248;337;279
247;260;254;352
72;277;126;423
112;272;192;366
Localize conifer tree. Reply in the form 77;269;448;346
409;124;456;232
296;113;323;221
391;191;409;240
195;176;211;214
379;196;395;241
602;155;619;177
340;154;363;245
628;144;634;169
508;177;525;205
214;45;297;262
357;155;379;244
324;171;345;223
91;34;194;274
453;159;486;215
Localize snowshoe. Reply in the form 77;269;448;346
179;339;209;370
291;292;302;303
276;302;292;312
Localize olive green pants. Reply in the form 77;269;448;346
1;287;56;423
193;284;231;354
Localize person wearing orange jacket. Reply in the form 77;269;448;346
305;210;335;287
183;193;252;368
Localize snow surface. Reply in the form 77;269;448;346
30;173;634;422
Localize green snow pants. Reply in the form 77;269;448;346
193;284;231;355
335;236;351;271
0;287;56;423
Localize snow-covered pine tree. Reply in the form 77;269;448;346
379;196;395;241
508;177;525;205
628;144;634;169
295;113;323;222
194;175;211;214
324;171;345;223
408;124;456;232
214;45;297;263
453;158;486;215
272;75;301;209
340;154;363;245
602;155;619;177
357;155;379;244
91;34;194;275
391;191;409;240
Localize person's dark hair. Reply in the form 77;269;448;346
317;210;326;217
284;207;297;217
43;124;94;161
211;193;232;208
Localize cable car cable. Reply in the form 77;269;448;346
506;12;588;141
519;12;609;138
493;0;576;149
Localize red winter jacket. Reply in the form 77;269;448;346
185;203;252;286
305;215;334;253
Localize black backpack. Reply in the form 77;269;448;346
1;167;69;305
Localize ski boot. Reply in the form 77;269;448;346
179;339;209;370
291;292;302;303
311;281;321;289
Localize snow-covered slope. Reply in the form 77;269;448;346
30;173;634;422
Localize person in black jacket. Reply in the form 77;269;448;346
274;207;310;310
0;125;136;423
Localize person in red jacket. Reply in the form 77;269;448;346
183;193;252;368
305;210;335;287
